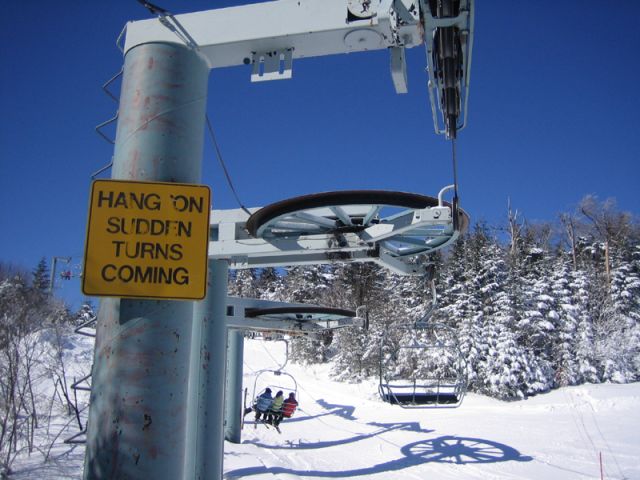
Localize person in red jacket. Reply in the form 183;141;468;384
277;392;298;426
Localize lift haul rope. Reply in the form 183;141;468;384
451;138;459;202
205;114;252;216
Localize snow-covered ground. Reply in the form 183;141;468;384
10;337;639;479
226;339;639;480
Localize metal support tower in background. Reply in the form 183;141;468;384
83;42;209;479
183;259;229;479
224;330;244;443
49;256;71;293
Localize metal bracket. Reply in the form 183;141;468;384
141;1;200;51
102;69;123;103
390;46;408;94
95;112;119;145
90;158;114;180
251;49;294;82
71;373;93;392
74;315;98;338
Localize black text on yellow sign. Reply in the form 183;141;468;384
83;180;211;300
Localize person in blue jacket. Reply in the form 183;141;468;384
254;388;273;427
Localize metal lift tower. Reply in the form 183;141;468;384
83;1;474;479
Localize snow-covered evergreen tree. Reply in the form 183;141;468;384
598;243;640;382
255;267;286;301
228;268;259;298
330;262;389;379
285;265;335;364
471;229;541;399
429;235;479;392
549;251;581;386
31;257;50;294
570;266;600;383
516;238;557;391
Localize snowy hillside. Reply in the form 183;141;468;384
9;336;639;479
226;339;639;480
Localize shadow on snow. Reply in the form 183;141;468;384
232;398;532;478
226;435;532;478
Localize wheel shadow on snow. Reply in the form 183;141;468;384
227;435;532;478
234;398;532;478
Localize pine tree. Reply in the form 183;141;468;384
255;268;285;300
475;235;539;398
433;235;482;391
329;262;388;379
570;266;600;383
598;242;640;382
31;257;50;294
516;233;557;390
549;252;580;386
285;265;335;364
228;268;259;298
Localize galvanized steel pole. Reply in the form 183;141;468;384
184;259;229;479
84;42;209;479
224;330;245;443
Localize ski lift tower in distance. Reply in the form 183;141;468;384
84;1;475;480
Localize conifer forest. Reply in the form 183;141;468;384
230;196;640;400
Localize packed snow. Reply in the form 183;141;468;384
9;335;639;479
225;339;639;480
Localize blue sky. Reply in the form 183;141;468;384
1;1;639;309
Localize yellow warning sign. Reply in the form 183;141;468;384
82;180;211;300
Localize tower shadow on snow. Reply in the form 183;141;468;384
227;434;532;478
238;396;532;477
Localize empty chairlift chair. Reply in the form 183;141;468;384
378;322;467;408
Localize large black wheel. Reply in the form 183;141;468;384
246;191;437;238
245;306;356;322
245;190;467;257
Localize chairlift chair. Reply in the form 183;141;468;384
378;322;467;408
252;370;298;405
249;338;299;410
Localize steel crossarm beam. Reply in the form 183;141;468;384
209;208;447;275
124;0;422;70
225;296;364;333
209;207;376;265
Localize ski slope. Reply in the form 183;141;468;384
8;335;639;479
225;339;639;480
